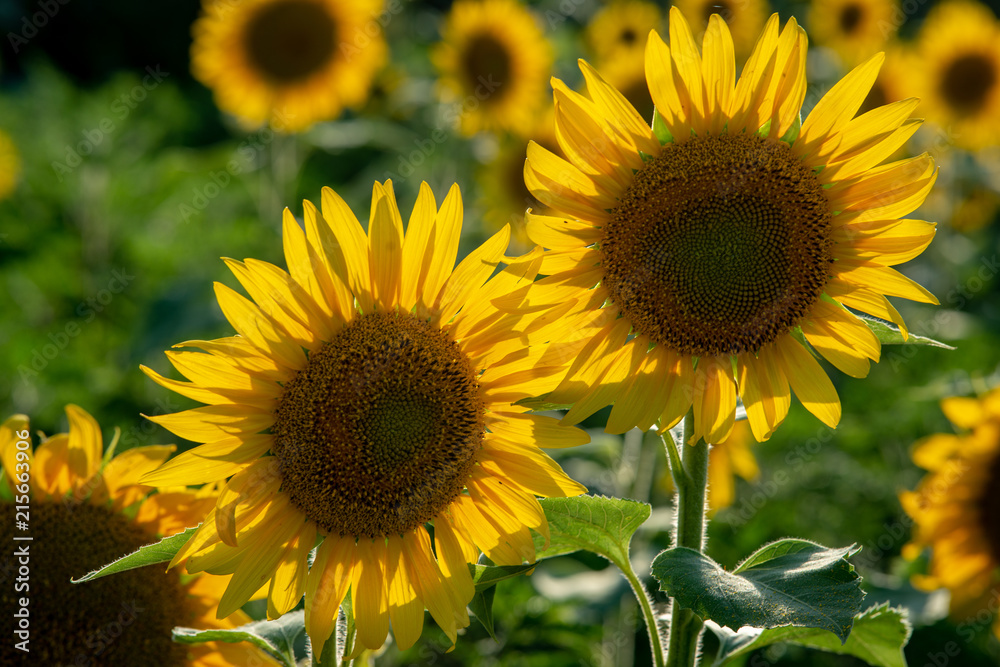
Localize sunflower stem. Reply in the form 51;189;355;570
663;412;708;667
620;554;666;667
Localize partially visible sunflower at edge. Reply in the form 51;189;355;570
521;8;938;445
905;0;1000;150
901;388;1000;639
673;0;768;58
585;0;663;66
140;181;589;656
808;0;900;67
0;406;274;666
191;0;388;131
433;0;553;137
0;129;20;200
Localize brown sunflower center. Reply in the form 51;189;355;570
272;311;485;538
839;3;864;34
704;2;734;23
244;0;337;82
976;447;1000;563
601;133;833;357
0;502;189;666
462;33;512;100
939;53;997;115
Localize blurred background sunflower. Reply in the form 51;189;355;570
808;0;900;67
901;388;1000;641
432;0;553;136
190;0;388;131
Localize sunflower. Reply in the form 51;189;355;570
432;0;553;137
0;129;20;200
673;0;768;58
585;0;663;65
0;406;274;666
140;181;589;656
900;388;1000;637
190;0;387;131
905;0;1000;150
808;0;900;67
523;8;938;445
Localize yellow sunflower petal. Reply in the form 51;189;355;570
306;535;358;662
267;522;316;618
369;184;403;310
775;337;841;428
386;534;425;651
66;404;103;485
399;181;439;312
797;52;884;155
0;415;31;494
353;538;391;650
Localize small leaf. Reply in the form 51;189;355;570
652;539;865;643
862;319;954;349
652;109;673;144
72;526;198;583
173;609;304;667
469;585;499;641
707;602;911;667
468;561;536;639
470;562;537;591
534;495;651;571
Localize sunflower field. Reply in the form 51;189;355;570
1;0;999;665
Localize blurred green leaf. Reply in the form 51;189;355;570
534;495;651;571
862;319;954;349
652;539;865;643
72;526;197;583
707;602;911;667
173;609;303;667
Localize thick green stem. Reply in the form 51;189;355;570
620;557;666;667
663;412;709;667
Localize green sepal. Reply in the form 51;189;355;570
173;609;304;667
652;539;865;643
861;318;954;349
652;109;673;144
72;526;198;583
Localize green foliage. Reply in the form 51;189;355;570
71;526;197;583
173;609;305;667
652;539;866;643
533;495;651;571
707;603;912;667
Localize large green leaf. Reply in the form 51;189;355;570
72;526;198;583
707;603;911;667
533;495;651;571
173;609;305;667
652;539;865;643
861;319;954;349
